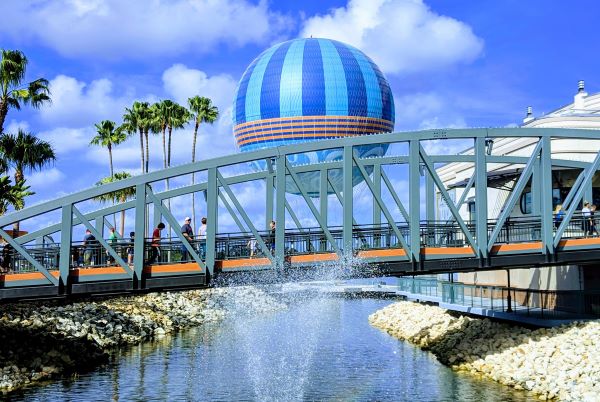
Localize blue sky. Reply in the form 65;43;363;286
0;0;598;233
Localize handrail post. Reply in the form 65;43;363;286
133;183;147;289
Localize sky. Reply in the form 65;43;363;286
1;0;599;234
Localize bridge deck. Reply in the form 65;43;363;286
1;217;599;300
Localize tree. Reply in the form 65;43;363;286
94;172;136;236
0;176;33;216
90;120;126;178
188;96;218;229
0;49;51;134
123;101;152;174
150;100;172;170
167;103;190;168
0;130;55;231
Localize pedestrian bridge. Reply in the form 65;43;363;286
1;128;600;300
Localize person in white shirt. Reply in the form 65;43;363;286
582;201;592;236
198;217;207;259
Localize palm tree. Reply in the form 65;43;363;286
167;103;190;168
94;172;136;236
0;176;33;216
0;129;55;231
123;101;152;174
188;96;219;229
0;49;51;134
90;120;126;177
150;100;173;170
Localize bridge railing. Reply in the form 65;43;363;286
1;243;60;273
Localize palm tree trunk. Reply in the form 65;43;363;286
144;129;150;173
108;144;114;178
167;126;173;167
120;209;126;237
138;129;145;174
191;119;200;230
13;168;24;233
162;126;167;169
0;100;7;134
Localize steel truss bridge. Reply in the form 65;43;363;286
1;128;600;300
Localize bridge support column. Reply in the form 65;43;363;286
343;146;353;255
540;136;554;258
133;184;147;289
409;140;421;267
275;156;286;270
266;165;274;231
59;204;73;293
372;164;382;248
206;168;217;280
475;137;488;261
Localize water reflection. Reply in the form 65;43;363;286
9;296;534;402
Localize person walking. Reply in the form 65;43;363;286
180;217;194;262
590;205;599;236
269;220;276;253
83;229;96;266
127;231;135;265
198;217;207;260
554;204;565;229
148;223;165;264
107;227;118;264
582;201;592;237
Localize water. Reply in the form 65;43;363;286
8;294;534;401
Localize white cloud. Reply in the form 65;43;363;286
0;0;292;60
162;64;238;113
27;168;66;189
394;92;467;131
38;75;140;127
38;126;96;156
301;0;483;74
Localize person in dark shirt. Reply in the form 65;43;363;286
83;229;96;266
180;217;194;262
127;231;135;265
148;223;165;264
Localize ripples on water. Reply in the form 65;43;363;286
9;291;535;402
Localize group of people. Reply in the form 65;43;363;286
148;216;207;264
247;220;276;257
554;201;599;237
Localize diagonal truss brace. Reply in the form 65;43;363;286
216;170;273;262
218;190;247;234
146;188;206;271
554;150;600;247
353;152;411;258
419;144;477;251
72;206;134;277
487;140;543;249
380;168;409;222
0;228;59;285
285;160;342;256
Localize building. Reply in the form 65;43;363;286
436;81;600;296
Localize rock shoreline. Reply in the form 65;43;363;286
369;301;600;401
0;286;284;393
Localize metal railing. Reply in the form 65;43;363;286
398;277;600;319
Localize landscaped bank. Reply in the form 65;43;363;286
0;286;284;393
369;301;600;401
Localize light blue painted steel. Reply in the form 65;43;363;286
487;141;543;250
59;204;72;287
475;137;488;258
216;170;273;262
380;169;409;222
420;144;477;251
353;152;410;257
133;184;147;285
318;39;348;116
0;227;58;285
279;40;305;118
147;189;205;272
244;43;282;123
342;146;353;253
540;136;554;256
554;150;600;247
205;168;217;277
72;206;133;277
409;140;420;262
275;156;286;269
